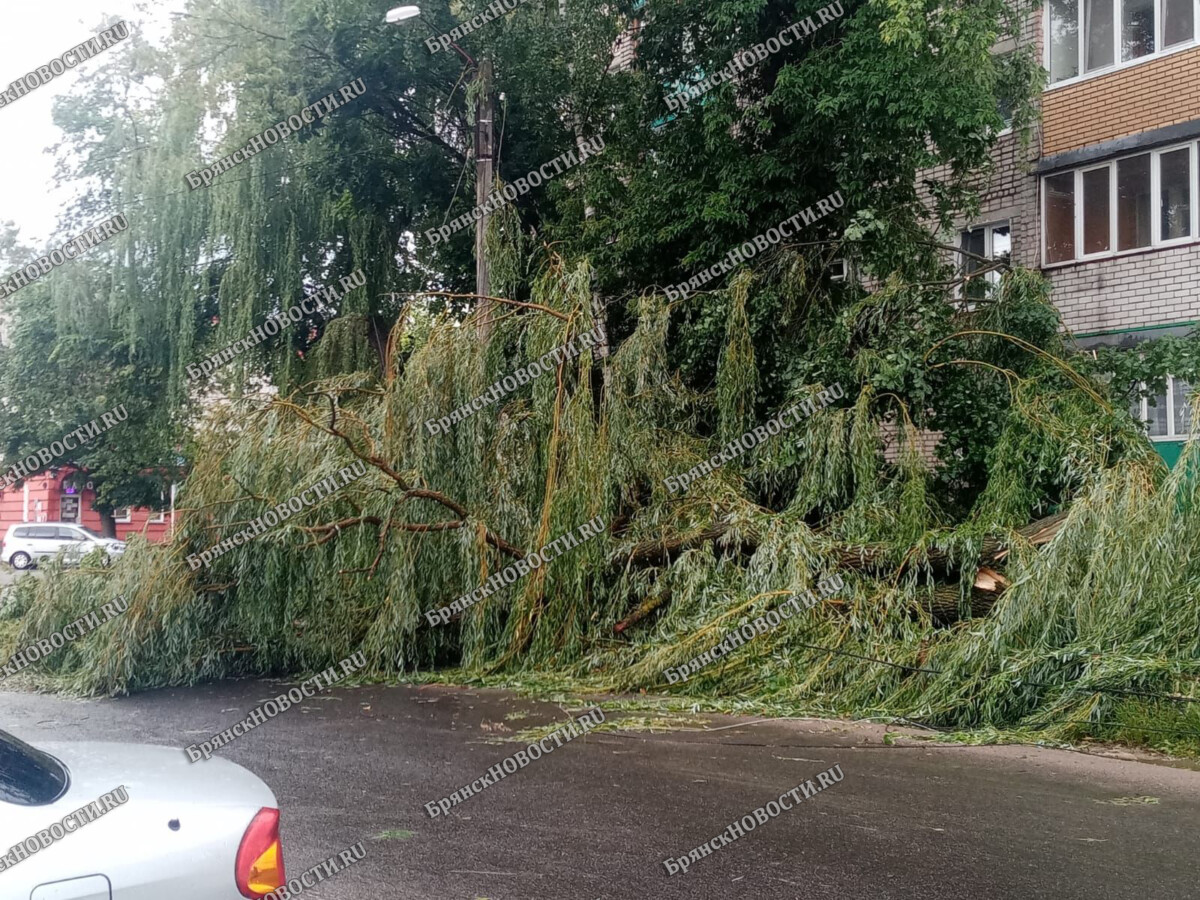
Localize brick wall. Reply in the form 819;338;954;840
1046;245;1200;333
916;9;1200;337
1042;45;1200;155
914;131;1041;272
915;11;1043;269
880;420;944;466
1038;37;1200;334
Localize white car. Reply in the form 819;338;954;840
0;523;127;570
0;728;286;899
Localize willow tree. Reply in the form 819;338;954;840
44;0;628;400
0;274;180;535
14;0;1200;755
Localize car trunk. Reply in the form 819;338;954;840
1;740;277;899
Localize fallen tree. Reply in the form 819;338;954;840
3;248;1197;755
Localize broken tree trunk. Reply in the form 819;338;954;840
616;511;1065;574
613;511;1066;629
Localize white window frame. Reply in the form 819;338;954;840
1077;162;1115;259
1132;375;1197;439
1041;139;1199;266
1154;142;1197;247
957;220;1012;300
112;507;132;524
992;51;1016;138
148;509;166;524
1045;0;1200;89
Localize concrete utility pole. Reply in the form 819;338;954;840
386;6;495;339
474;58;495;340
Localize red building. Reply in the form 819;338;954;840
0;467;175;541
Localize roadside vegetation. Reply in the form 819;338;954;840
2;0;1199;755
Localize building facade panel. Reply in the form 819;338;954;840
1043;46;1200;155
1048;244;1200;333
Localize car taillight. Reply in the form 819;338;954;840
235;807;285;898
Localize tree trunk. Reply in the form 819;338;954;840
618;526;736;569
97;507;117;539
922;584;999;624
367;314;393;379
590;281;611;401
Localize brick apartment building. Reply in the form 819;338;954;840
938;0;1200;464
612;2;1200;465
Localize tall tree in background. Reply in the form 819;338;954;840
0;274;181;536
0;0;1050;530
38;0;1040;472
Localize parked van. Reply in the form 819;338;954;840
0;523;126;569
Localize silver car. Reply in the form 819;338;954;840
1;524;127;570
0;729;285;899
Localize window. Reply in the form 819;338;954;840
1117;154;1152;249
27;526;58;540
1048;0;1197;83
59;495;79;524
12;527;29;539
1043;141;1198;264
992;52;1021;134
1049;0;1081;82
56;527;85;542
112;507;131;523
1165;0;1195;45
1131;375;1197;438
1082;166;1111;253
0;730;69;806
1173;375;1195;434
1160;147;1192;241
148;510;166;524
995;96;1015;133
959;222;1012;300
1086;0;1116;70
1045;172;1077;263
1123;0;1157;59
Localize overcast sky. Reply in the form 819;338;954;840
0;1;183;247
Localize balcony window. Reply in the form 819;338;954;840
1165;0;1195;45
1082;166;1112;253
1173;375;1195;434
1049;0;1197;83
1117;154;1152;250
1045;172;1077;263
1160;147;1192;241
1122;0;1157;59
1043;141;1198;264
1050;0;1081;82
1085;0;1116;70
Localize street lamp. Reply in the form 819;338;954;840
386;4;494;338
385;5;421;24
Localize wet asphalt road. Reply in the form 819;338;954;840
0;567;39;587
3;680;1200;899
